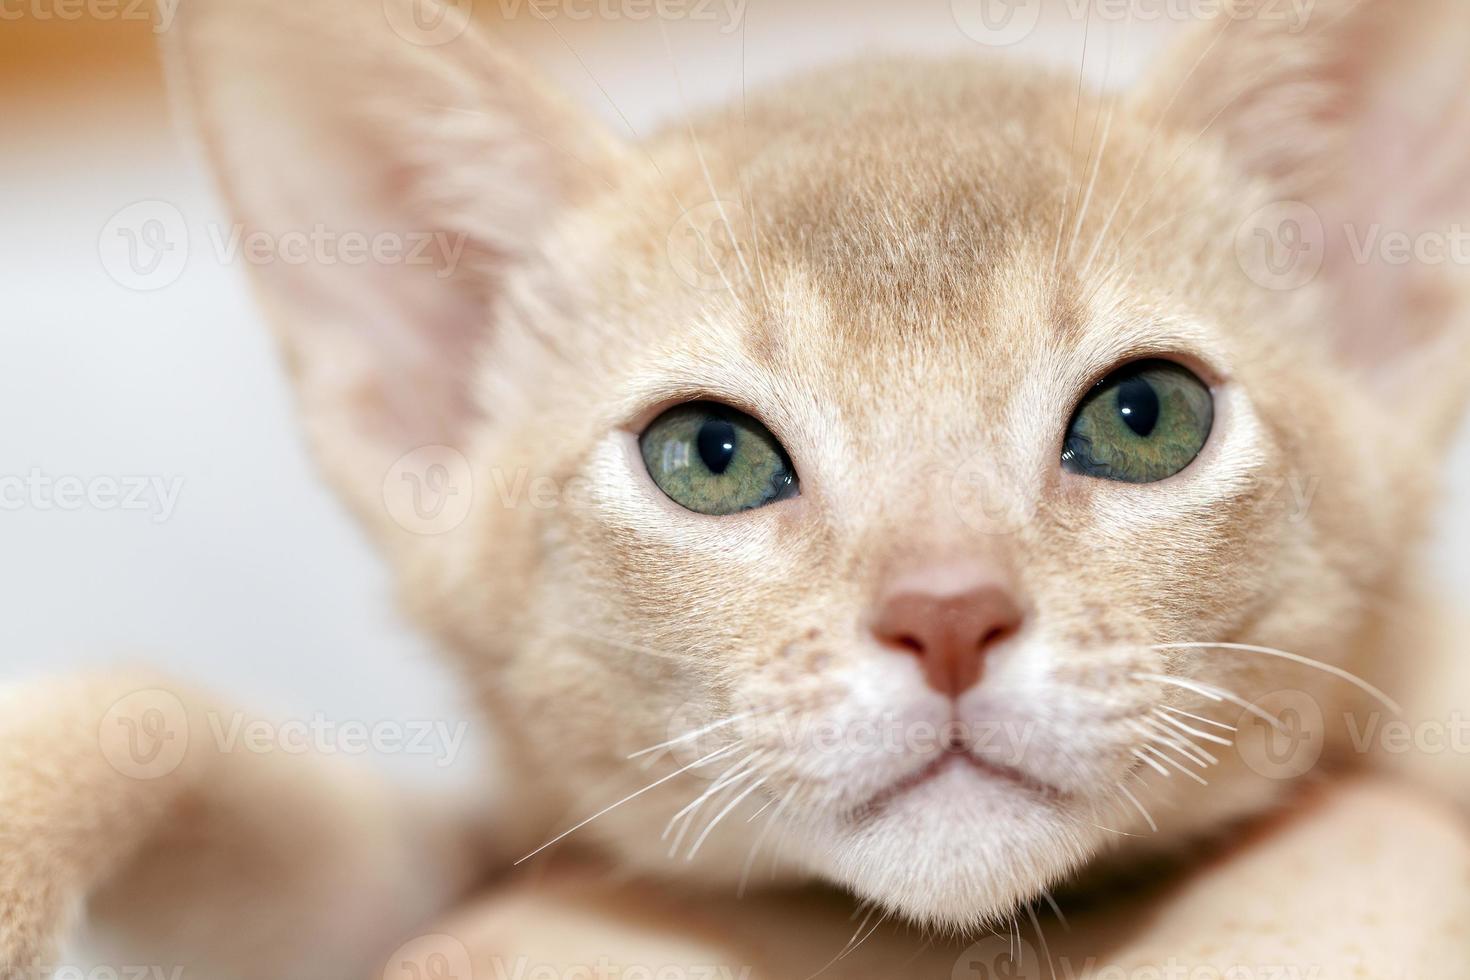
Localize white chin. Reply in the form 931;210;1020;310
813;761;1090;929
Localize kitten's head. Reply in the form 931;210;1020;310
175;0;1470;929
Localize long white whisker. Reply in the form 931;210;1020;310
666;759;761;858
1152;727;1215;767
667;758;758;852
561;626;686;663
1154;707;1234;745
838;911;887;963
1137;725;1210;768
663;752;760;843
1097;0;1363;268
534;10;743;309
1116;780;1158;833
896;939;937;972
1153;642;1403;714
1140;743;1208;785
1134;672;1286;733
657;17;752;288
1052;0;1095;274
1065;16;1116;267
1079;11;1237;279
1157;704;1236;732
630;711;755;759
1027;903;1058;980
1084;819;1146;838
1066;100;1115;265
738;792;792;897
1138;718;1217;765
687;776;768;861
803;905;875;980
1078;204;1207;307
1041;890;1070;933
1131;747;1171;777
515;743;737;865
735;13;772;308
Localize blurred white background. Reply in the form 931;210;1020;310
3;0;1465;787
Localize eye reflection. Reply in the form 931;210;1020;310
1062;360;1213;483
640;402;798;515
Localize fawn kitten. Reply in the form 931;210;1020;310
4;0;1466;973
170;0;1470;931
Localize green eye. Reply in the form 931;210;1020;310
639;402;798;515
1061;360;1214;483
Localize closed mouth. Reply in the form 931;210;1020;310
849;750;1064;824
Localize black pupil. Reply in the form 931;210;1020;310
697;418;738;474
1116;375;1160;437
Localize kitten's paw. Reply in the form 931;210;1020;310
0;672;187;974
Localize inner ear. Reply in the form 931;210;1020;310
167;0;629;537
1131;0;1470;443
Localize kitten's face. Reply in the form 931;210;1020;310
178;0;1469;933
440;63;1407;927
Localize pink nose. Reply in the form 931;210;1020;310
872;570;1023;697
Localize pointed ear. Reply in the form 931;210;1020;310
166;0;626;536
1135;0;1470;446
